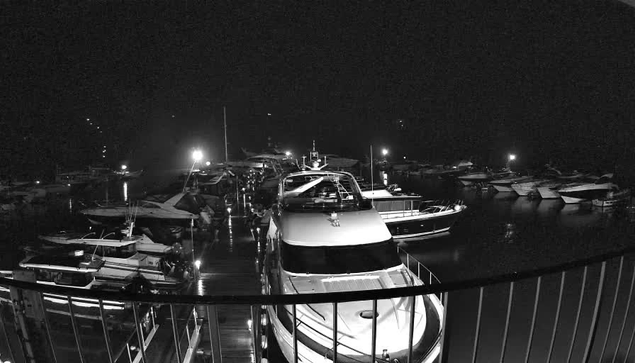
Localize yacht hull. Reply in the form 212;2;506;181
537;186;561;199
266;293;442;363
384;209;464;240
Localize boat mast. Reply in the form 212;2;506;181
223;106;228;163
370;145;374;204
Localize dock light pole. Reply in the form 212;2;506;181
506;153;516;170
183;149;203;193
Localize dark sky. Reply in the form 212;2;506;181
2;1;635;177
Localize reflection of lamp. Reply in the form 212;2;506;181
183;149;203;192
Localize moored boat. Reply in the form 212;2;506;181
592;189;631;208
262;167;444;363
361;185;466;240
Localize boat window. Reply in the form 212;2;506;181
35;269;53;282
280;240;402;274
54;272;92;287
174;194;202;214
96;244;137;258
282;174;367;212
139;202;160;208
374;201;391;212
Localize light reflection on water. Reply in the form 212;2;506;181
123;181;128;202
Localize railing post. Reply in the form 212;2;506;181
98;299;114;363
293;304;298;363
67;296;86;363
567;267;588;363
582;261;608;363
499;282;514;363
599;256;624;362
407;295;416;362
471;287;484;363
170;305;183;363
206;305;222;363
132;303;147;363
438;292;450;363
39;293;58;363
333;302;338;363
370;299;378;363
547;272;566;363
611;264;635;363
524;276;541;363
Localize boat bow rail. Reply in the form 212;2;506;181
2;245;635;362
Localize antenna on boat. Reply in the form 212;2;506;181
370;145;374;207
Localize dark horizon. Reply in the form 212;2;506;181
2;1;635;179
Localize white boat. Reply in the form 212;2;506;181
38;223;174;256
592;189;631;208
79;192;201;224
490;175;534;192
262;168;444;363
558;174;619;204
511;178;550;196
34;230;193;291
361;185;466;240
457;171;491;186
0;252;128;313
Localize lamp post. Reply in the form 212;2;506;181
183;149;203;192
506;153;516;170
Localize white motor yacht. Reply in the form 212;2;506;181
79;192;201;224
262;167;444;363
34;228;194;291
361;184;466;240
558;174;619;204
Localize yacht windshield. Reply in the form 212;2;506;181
280;240;401;274
282;173;365;212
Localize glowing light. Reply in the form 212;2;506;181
382;148;389;156
205;161;211;166
192;149;203;162
508;154;516;161
267;113;272;116
227;207;232;214
86;118;90;121
35;180;40;184
285;150;291;157
123;182;128;202
247;319;253;330
194;260;201;269
121;165;127;170
74;250;84;257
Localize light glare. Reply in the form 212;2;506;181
192;149;203;162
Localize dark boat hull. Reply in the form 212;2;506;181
385;212;462;240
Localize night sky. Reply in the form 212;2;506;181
2;1;635;178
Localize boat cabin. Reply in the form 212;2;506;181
19;254;104;288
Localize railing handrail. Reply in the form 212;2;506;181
1;243;633;306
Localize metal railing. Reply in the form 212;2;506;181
2;245;635;362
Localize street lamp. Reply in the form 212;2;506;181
382;148;389;157
285;151;292;157
121;165;127;170
506;153;517;170
183;149;203;192
205;161;211;166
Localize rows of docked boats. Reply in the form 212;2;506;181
453;165;631;206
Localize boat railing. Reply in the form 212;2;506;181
397;245;442;286
3;245;635;363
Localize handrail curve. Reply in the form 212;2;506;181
1;243;633;305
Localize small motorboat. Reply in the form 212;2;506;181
592;189;631;208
